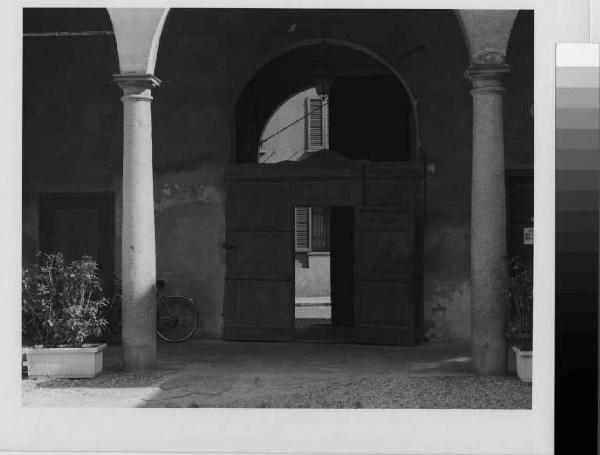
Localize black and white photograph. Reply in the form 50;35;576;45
2;0;582;453
19;6;535;410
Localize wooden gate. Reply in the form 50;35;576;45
355;163;423;344
225;156;424;345
224;168;295;341
356;206;416;344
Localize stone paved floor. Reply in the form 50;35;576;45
22;340;531;408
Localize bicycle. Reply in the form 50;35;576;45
155;279;199;342
107;278;200;343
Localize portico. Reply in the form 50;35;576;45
23;8;534;376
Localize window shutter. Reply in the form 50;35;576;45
295;206;311;251
305;97;328;151
311;206;330;252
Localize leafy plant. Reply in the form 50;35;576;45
506;256;533;351
22;252;109;348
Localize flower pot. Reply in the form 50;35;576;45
23;343;106;378
512;346;532;383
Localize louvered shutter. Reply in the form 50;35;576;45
311;206;330;252
305;97;328;151
295;206;311;251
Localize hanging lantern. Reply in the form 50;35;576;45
312;65;335;98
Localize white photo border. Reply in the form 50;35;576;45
1;0;588;453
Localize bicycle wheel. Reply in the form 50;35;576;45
156;296;199;343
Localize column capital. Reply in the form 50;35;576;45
113;73;161;101
465;63;511;95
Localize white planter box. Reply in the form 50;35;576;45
23;343;106;378
512;346;532;383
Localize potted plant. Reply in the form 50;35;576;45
507;256;533;383
22;252;109;378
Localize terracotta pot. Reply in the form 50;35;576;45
23;343;106;378
512;346;532;383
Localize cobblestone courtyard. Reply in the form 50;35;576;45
23;340;531;408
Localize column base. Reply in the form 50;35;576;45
472;343;507;376
122;343;157;371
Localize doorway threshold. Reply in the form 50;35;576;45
295;321;355;343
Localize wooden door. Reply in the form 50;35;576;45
355;207;416;345
39;192;115;295
330;207;355;326
224;173;294;341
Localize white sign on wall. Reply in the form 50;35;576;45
523;227;534;245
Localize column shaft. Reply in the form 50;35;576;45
467;64;510;375
115;74;161;370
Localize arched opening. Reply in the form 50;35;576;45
235;42;416;164
227;42;424;344
259;87;320;163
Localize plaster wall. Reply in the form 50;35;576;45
260;88;317;163
22;25;123;278
296;253;331;298
22;8;533;341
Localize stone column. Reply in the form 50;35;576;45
114;73;161;370
465;63;510;375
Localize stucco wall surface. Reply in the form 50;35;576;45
295;253;331;298
260;88;317;163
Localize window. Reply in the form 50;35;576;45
310;206;330;252
305;97;329;152
295;206;311;251
295;206;331;252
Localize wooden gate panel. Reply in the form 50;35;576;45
225;231;292;279
358;281;412;325
227;181;291;231
224;175;294;341
359;230;412;279
356;206;417;345
224;280;293;340
294;179;358;206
